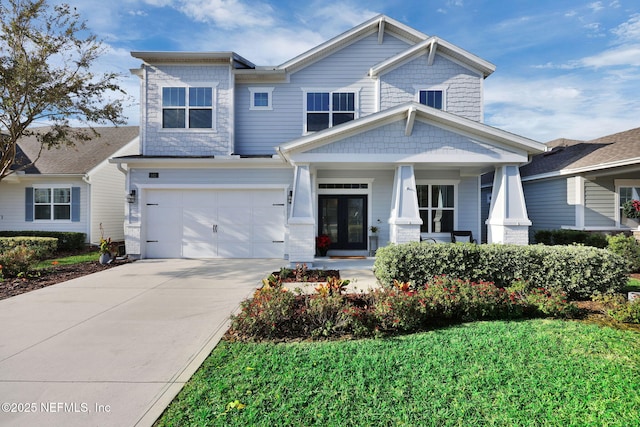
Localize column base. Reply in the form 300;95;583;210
390;223;421;244
487;223;530;245
288;222;316;264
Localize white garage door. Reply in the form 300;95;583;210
144;189;286;259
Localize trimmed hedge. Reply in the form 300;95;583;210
534;229;608;248
373;242;628;299
0;231;85;251
0;237;57;260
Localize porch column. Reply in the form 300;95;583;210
389;165;422;244
486;165;531;245
288;164;316;263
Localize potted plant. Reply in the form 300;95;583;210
316;234;331;257
369;225;379;235
99;237;114;264
622;199;640;229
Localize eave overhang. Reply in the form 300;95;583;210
109;155;288;169
130;51;255;69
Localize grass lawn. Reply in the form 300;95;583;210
627;277;640;291
156;319;640;426
34;250;100;269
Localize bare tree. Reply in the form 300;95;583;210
0;0;126;181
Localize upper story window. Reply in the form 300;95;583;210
417;184;455;233
162;87;213;129
248;87;274;110
414;85;448;110
304;90;357;132
34;187;71;220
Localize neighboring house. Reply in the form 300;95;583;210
112;15;545;262
481;127;640;242
0;126;139;245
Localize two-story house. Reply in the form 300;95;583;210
112;15;546;263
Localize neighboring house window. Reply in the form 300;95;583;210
618;183;640;223
248;87;274;110
304;90;356;132
417;184;455;233
162;86;214;128
414;85;448;110
34;188;71;220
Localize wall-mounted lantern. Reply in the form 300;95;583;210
126;189;136;204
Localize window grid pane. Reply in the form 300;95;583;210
54;205;71;220
53;188;70;203
163;87;185;107
307;93;330;111
307;113;329;131
35;205;51;220
420;90;443;109
189;87;212;107
34;188;51;203
254;92;269;107
163;109;186;128
332;92;354;111
189;109;213;128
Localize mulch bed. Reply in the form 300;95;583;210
0;258;132;301
272;269;340;283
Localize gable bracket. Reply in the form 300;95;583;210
427;39;438;66
405;106;417;136
378;18;385;44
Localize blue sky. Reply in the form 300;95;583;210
67;0;640;142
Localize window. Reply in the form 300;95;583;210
618;183;640;223
34;188;71;220
162;87;213;128
419;90;443;109
414;85;447;110
305;91;356;132
248;87;274;110
417;184;455;233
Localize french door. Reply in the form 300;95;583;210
318;195;367;250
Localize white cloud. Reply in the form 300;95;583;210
484;75;640;141
612;13;640;42
579;44;640;67
588;1;604;12
177;0;275;29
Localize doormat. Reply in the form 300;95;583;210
330;256;367;259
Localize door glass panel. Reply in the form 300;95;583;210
347;198;364;244
320;198;339;244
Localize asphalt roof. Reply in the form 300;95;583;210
12;126;139;175
520;126;640;178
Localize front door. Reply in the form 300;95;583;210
318;195;367;250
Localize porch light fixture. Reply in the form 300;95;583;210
288;190;293;204
126;190;136;204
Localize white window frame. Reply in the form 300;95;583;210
161;83;218;131
413;85;448;111
615;179;640;227
248;87;274;110
302;88;361;134
416;180;459;236
33;186;72;222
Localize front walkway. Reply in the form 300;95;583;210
0;257;379;426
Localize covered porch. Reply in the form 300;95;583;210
277;102;546;264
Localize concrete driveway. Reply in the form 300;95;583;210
0;258;284;427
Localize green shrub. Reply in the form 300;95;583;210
533;229;608;248
608;299;640;323
0;245;38;277
0;231;85;251
606;233;640;273
374;242;628;299
0;237;57;260
230;288;299;339
303;294;351;338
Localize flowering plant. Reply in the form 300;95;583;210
99;237;114;255
316;234;331;256
622;199;640;219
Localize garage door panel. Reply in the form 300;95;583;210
218;191;253;207
147;191;181;205
218;242;252;258
253;242;284;258
182;191;218;207
183;208;217;239
218;207;252;225
146;206;182;258
183;241;216;258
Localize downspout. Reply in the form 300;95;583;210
82;174;91;244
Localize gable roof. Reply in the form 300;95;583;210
520;127;640;179
12;126;139;175
277;102;545;162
